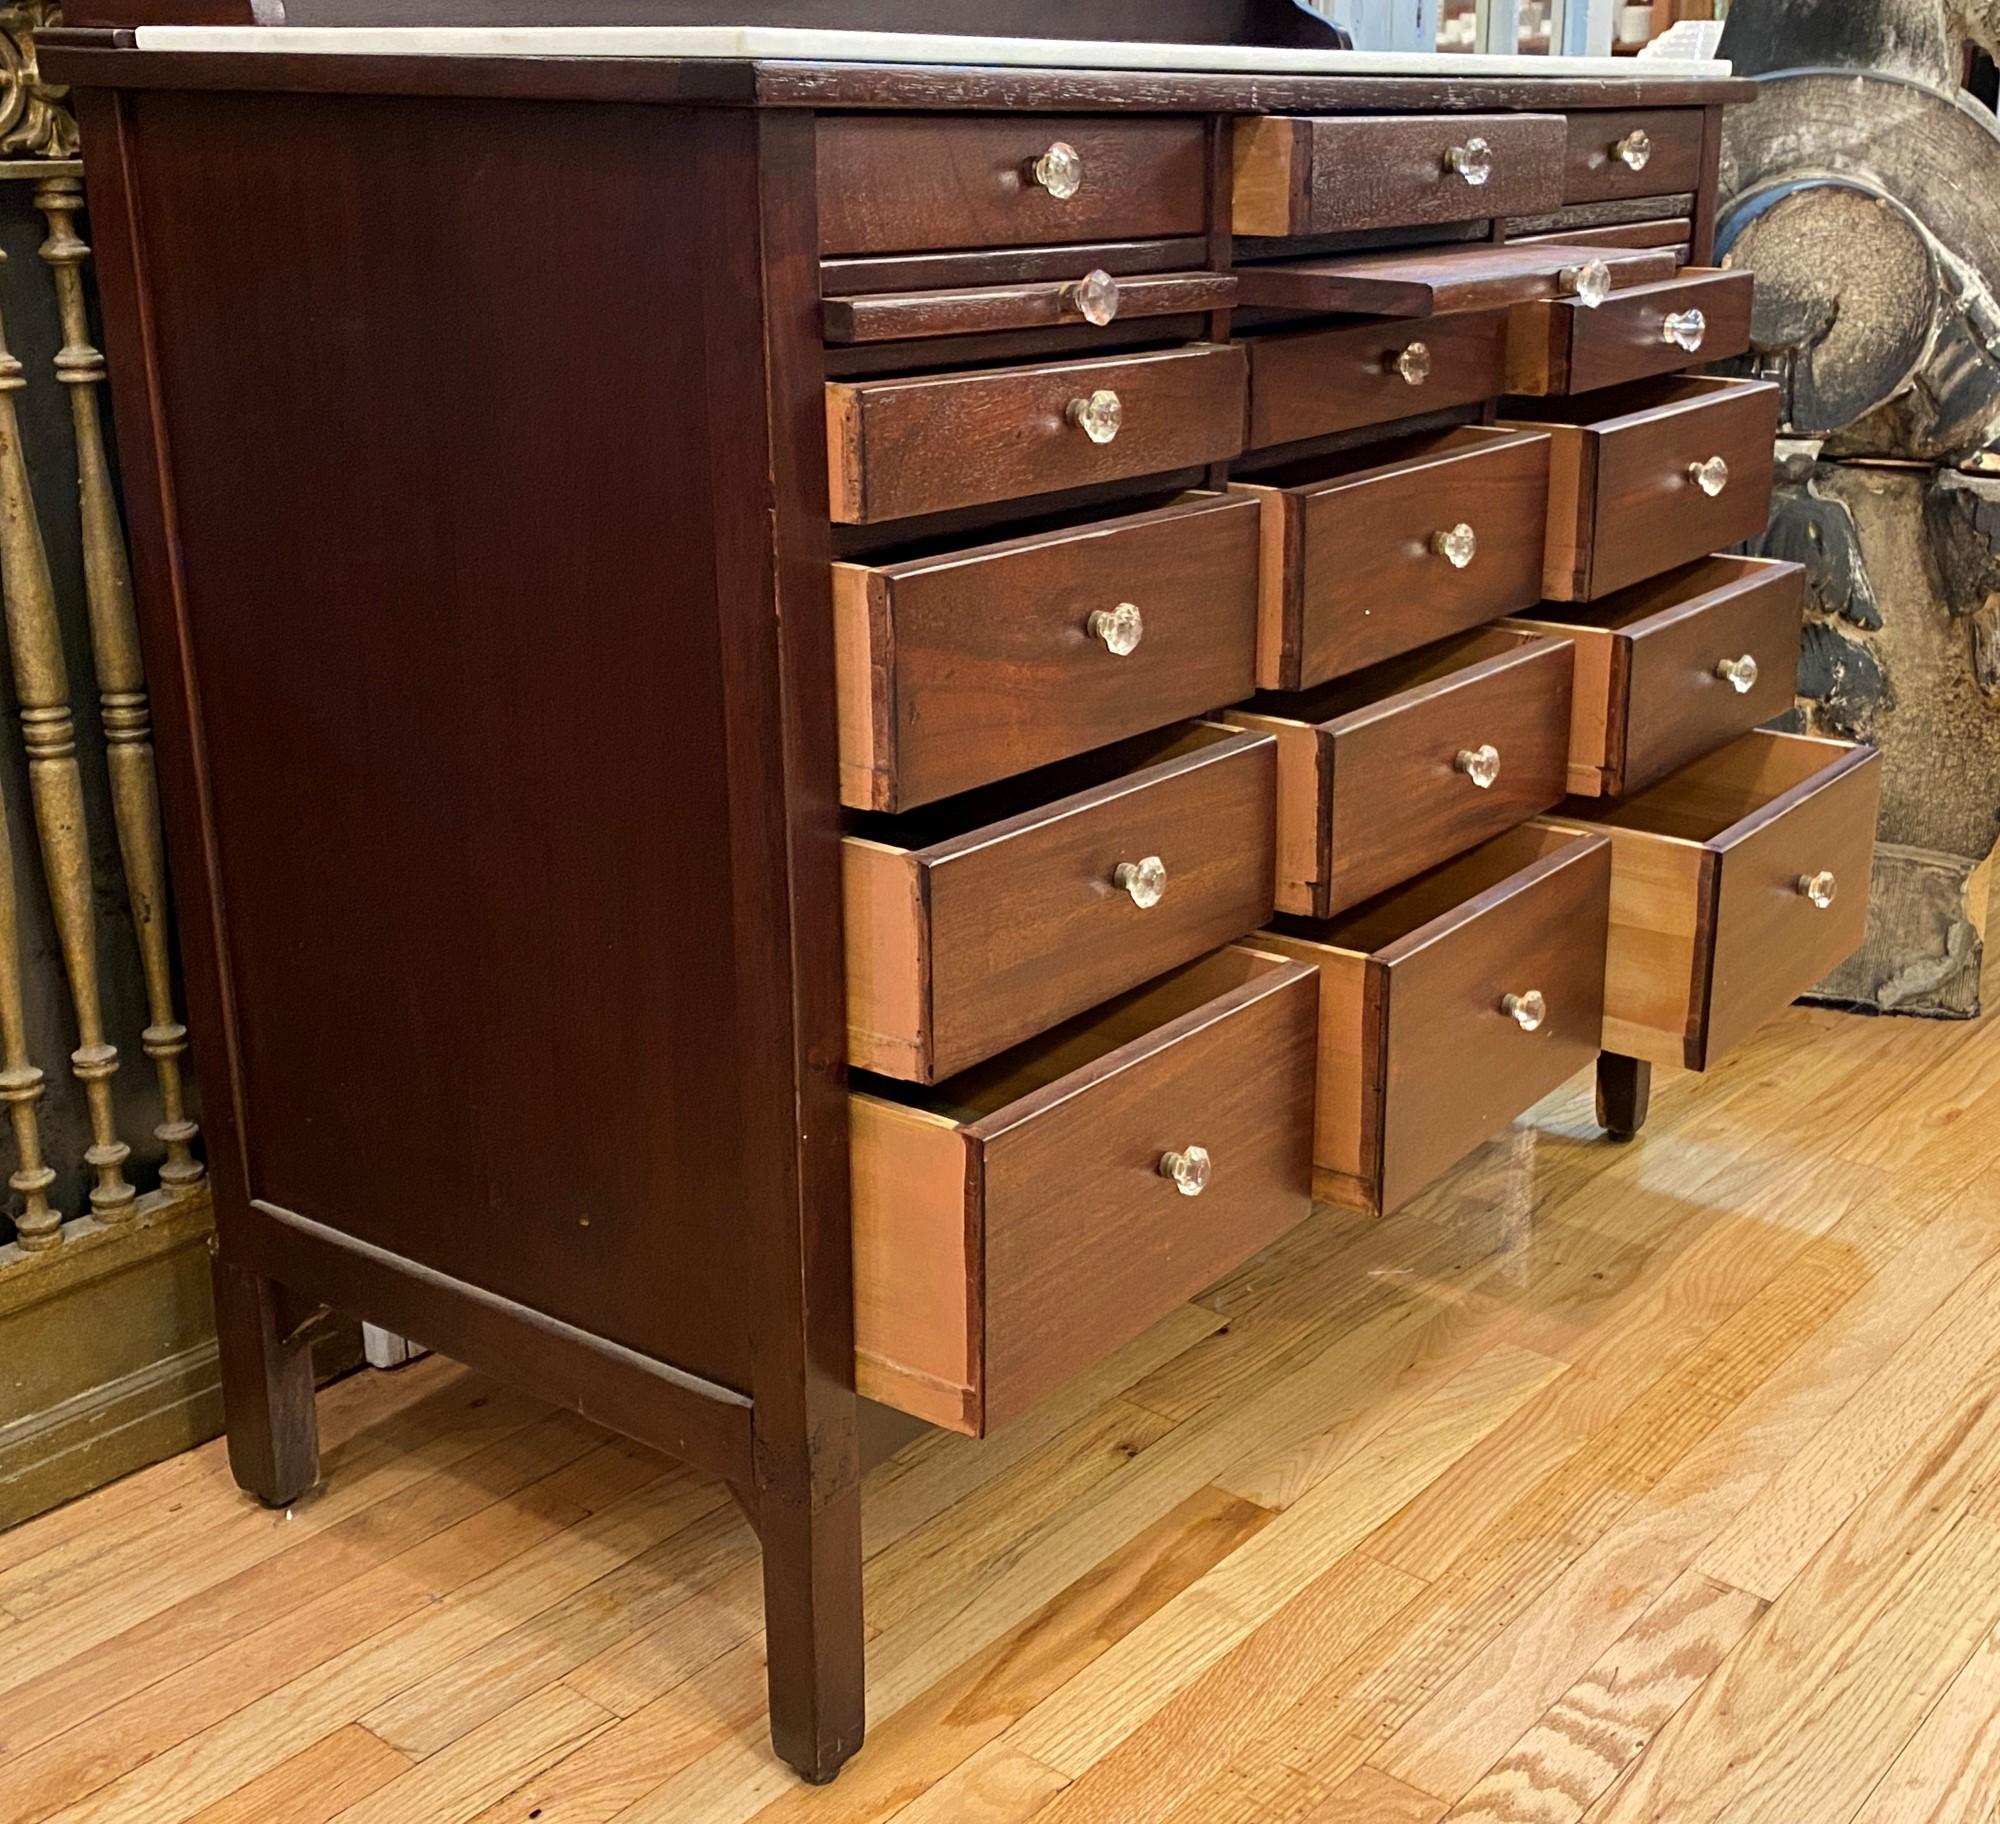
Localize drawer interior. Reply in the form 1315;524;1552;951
1521;554;1785;634
1507;371;1746;429
1247;624;1547;728
1237;421;1529;492
1575;728;1844;844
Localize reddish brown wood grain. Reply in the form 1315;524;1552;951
1247;310;1510;450
1506;267;1754;396
1563;107;1705;204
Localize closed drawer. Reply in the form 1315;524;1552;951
817;115;1209;256
834;492;1260;812
1507;269;1754;396
1503;376;1781;601
826;343;1247;525
852;945;1316;1435
845;722;1276;1082
1233;425;1552;691
823;270;1239;344
1247;310;1510;450
1233;113;1566;237
1563;109;1706;205
1506;555;1804;797
1258;827;1609;1216
1539;731;1881;1069
1224;627;1574;918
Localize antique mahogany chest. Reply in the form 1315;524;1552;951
45;3;1879;1783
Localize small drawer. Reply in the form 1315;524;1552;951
1247;310;1510;450
844;722;1276;1082
1506;269;1754;396
826;343;1247;525
1503;375;1781;601
1506;555;1804;798
852;945;1317;1435
817;116;1209;256
1539;731;1881;1070
823;270;1239;345
1233;239;1678;318
1563;109;1706;205
1258;827;1609;1216
834;492;1260;812
1233;113;1567;237
1224;627;1574;918
1233;425;1552;691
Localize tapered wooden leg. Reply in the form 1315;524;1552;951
209;1250;320;1508
1596;1052;1653;1141
759;1475;865;1783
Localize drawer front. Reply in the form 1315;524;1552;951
978;955;1316;1431
1234;113;1566;237
1323;640;1574;911
823;271;1239;344
1509;270;1754;396
827;344;1248;525
1248;311;1509;450
834;494;1261;811
1376;835;1609;1213
1262;430;1552;689
1703;748;1880;1066
1563;109;1706;205
1618;560;1803;795
817;116;1209;256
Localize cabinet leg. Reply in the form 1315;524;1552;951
1596;1052;1653;1141
759;1479;865;1783
209;1251;321;1508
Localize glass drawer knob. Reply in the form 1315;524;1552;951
1159;1144;1211;1197
1615;128;1653;171
1390;341;1433;386
1715;653;1759;693
1688;455;1730;496
1064;268;1121;327
1502;990;1547;1032
1067;389;1122;444
1445;136;1493;186
1433;523;1478;569
1114;855;1167;908
1797;870;1838;910
1028;141;1083;200
1663;307;1708;352
1087;601;1144;656
1456;744;1501;789
1560;259;1613;309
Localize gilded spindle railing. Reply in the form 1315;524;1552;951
38;175;202;1192
0;244;134;1222
0;783;55;1247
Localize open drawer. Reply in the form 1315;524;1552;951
1224;627;1573;918
852;945;1317;1434
1506;268;1754;396
1506;555;1805;798
1233;424;1552;691
844;722;1276;1082
1232;239;1678;317
1257;827;1609;1216
1502;375;1781;601
1539;731;1881;1069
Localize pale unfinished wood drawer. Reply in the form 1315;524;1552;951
1502;375;1781;601
833;492;1260;812
1507;268;1753;396
852;945;1317;1434
1232;424;1552;691
844;722;1276;1082
1224;627;1574;918
1539;731;1881;1069
1506;555;1804;798
1258;826;1609;1216
826;343;1248;525
1232;113;1566;237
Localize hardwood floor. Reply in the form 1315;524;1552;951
6;967;2000;1824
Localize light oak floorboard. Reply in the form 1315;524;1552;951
8;961;2000;1824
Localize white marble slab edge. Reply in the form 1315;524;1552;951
128;24;1730;79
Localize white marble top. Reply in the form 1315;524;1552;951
129;24;1731;79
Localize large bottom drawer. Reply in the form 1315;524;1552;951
1257;827;1609;1216
1540;730;1881;1069
851;946;1317;1435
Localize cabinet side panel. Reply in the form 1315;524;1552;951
112;91;765;1389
